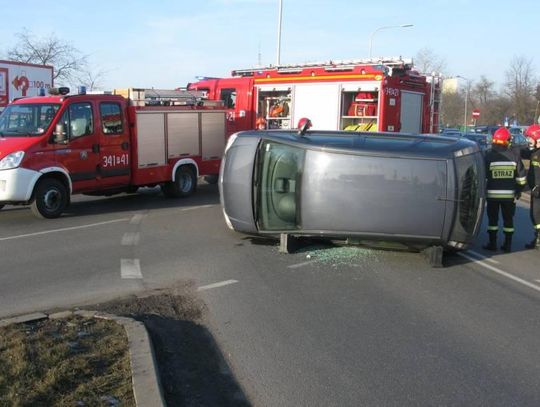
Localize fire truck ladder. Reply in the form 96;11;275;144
428;75;442;133
114;88;214;107
232;57;414;77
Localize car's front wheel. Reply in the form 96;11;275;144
31;178;69;219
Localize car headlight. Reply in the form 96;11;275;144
0;151;25;170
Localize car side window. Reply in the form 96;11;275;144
220;88;236;109
58;102;93;140
100;102;123;135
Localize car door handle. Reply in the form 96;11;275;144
92;144;100;153
121;141;129;150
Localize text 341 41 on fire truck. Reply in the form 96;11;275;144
0;87;227;218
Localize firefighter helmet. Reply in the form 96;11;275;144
492;127;511;146
525;124;540;141
297;117;312;136
297;117;312;130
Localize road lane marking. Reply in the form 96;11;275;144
121;259;143;279
288;260;318;269
197;279;239;291
181;204;217;212
121;232;140;246
0;218;129;241
129;214;145;224
459;251;540;293
465;249;500;264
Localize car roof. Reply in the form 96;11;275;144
238;130;478;158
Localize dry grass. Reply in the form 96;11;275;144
0;316;135;406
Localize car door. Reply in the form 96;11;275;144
54;102;101;193
96;101;131;188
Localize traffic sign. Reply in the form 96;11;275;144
472;109;480;118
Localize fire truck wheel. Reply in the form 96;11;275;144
31;178;68;219
162;166;197;198
204;174;218;184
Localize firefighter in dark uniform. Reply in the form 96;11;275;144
524;124;540;249
483;127;527;252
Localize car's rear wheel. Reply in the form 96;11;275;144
31;178;69;219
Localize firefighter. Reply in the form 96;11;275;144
255;115;267;130
524;124;540;249
297;117;312;136
483;127;527;252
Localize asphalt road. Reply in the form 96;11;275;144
1;184;540;406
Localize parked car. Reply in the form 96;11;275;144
473;125;499;135
220;130;485;266
461;133;491;154
510;132;529;153
440;128;462;137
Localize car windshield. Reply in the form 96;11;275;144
0;103;60;137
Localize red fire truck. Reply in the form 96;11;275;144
0;87;226;218
188;57;441;134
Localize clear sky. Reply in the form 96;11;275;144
0;0;538;90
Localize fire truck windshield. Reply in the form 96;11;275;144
0;103;61;137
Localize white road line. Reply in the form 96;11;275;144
197;279;239;291
465;249;500;264
459;251;540;293
0;218;130;241
121;232;140;246
121;259;143;279
288;260;318;269
130;214;145;224
181;204;217;212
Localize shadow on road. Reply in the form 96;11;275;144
86;287;251;407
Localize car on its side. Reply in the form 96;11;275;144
220;129;485;265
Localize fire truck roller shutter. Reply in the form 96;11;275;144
292;84;340;130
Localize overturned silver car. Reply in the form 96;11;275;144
219;130;485;265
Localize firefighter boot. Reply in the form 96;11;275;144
525;232;540;249
483;231;498;251
501;233;513;253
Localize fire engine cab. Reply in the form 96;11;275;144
0;87;226;218
188;57;441;134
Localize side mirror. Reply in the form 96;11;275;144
54;123;67;144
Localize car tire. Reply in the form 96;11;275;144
31;178;69;219
162;166;197;198
0;204;4;211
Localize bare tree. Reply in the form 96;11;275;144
504;56;536;124
414;47;446;75
6;29;87;85
74;67;109;92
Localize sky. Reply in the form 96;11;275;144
0;0;538;91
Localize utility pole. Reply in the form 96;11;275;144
276;0;283;66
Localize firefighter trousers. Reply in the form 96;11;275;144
486;199;515;234
530;195;540;232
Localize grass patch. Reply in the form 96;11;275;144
0;316;135;406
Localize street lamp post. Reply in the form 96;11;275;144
368;24;413;58
276;0;283;66
457;75;470;132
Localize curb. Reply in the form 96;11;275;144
0;310;165;407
